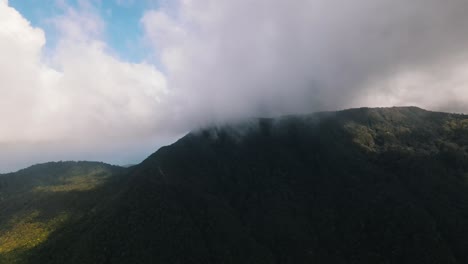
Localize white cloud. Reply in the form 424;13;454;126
4;0;468;171
0;1;170;171
142;0;468;125
358;61;468;113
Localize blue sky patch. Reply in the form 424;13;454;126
9;0;159;63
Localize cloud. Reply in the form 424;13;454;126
142;0;468;125
0;1;170;172
3;0;468;171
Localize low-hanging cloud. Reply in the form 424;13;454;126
143;0;468;122
2;0;468;171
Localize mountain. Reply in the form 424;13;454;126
3;107;468;263
0;161;125;263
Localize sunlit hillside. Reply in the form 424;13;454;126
0;162;124;263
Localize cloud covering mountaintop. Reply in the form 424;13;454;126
2;0;468;171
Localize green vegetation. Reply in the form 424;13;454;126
4;107;468;264
0;162;124;263
0;211;69;264
33;172;110;193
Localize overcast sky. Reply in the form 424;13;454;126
2;0;468;172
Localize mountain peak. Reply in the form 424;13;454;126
3;107;468;264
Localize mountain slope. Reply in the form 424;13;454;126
11;107;468;263
0;161;125;263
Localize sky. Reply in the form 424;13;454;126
2;0;468;172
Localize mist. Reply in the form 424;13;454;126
2;0;468;171
145;0;468;123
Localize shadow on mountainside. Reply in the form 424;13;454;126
26;107;468;264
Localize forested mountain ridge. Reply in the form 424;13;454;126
3;107;468;263
0;161;126;263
